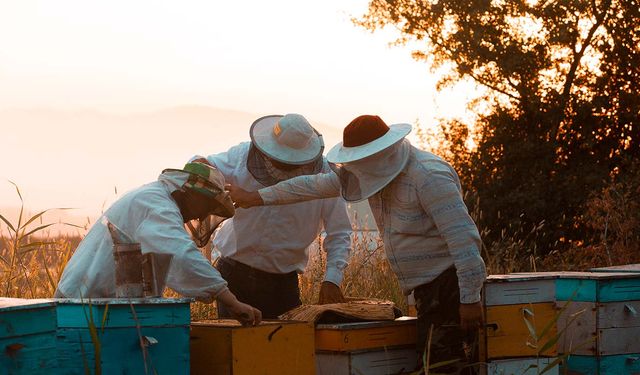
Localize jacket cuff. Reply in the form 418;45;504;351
459;288;482;304
323;268;344;287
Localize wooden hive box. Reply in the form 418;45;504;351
0;298;58;374
482;273;560;360
590;264;640;273
55;297;191;374
315;317;418;375
485;357;559;375
190;319;315;375
555;271;640;374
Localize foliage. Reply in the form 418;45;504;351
0;181;79;297
356;0;640;255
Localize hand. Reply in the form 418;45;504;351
225;184;264;208
217;289;262;326
228;301;262;326
459;301;484;331
317;281;345;305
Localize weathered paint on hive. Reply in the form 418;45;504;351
484;302;558;359
564;354;640;375
484;274;558;306
55;298;190;375
0;298;58;375
315;318;417;352
316;346;417;375
486;357;559;375
190;319;315;375
556;272;640;302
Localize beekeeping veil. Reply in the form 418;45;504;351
160;162;235;247
326;115;412;202
247;114;325;186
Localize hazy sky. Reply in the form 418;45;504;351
0;0;475;229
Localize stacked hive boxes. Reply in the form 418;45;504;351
0;298;57;374
556;271;640;374
190;319;315;374
56;297;192;374
314;317;418;375
482;274;560;374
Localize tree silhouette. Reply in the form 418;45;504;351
356;0;639;254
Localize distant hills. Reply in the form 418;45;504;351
0;106;372;235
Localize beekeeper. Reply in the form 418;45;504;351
191;113;352;319
228;115;487;371
55;162;261;325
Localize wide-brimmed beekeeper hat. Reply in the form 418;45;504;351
250;113;324;165
327;115;412;202
327;115;411;164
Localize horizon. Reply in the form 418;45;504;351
1;1;479;233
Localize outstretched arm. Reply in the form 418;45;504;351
228;172;342;208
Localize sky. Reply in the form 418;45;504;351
0;0;476;231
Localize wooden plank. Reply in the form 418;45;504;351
487;357;559;375
232;321;315;375
555;301;597;356
0;298;58;374
56;299;191;374
0;305;57;339
316;351;350;375
56;299;190;328
599;327;640;355
0;332;57;374
556;279;598;302
599;279;640;302
598;301;640;329
0;298;55;311
315;319;417;352
564;354;640;375
316;346;417;375
485;303;558;359
591;264;640;273
191;319;315;375
56;326;190;374
485;278;556;306
190;324;233;375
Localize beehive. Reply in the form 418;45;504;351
486;357;559;375
315;318;418;375
556;271;640;374
0;298;57;374
482;273;560;360
55;297;191;374
190;319;315;375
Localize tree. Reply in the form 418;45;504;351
356;0;640;254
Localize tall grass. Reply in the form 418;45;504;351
0;182;80;298
300;230;407;312
3;174;639;320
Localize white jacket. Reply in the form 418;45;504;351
259;143;487;303
202;142;352;285
55;178;228;301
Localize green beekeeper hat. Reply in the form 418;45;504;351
164;162;235;218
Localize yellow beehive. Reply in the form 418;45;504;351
484;302;558;358
315;318;418;375
482;273;560;360
190;319;315;375
315;317;417;352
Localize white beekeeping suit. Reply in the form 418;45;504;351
55;167;233;302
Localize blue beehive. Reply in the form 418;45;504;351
55;297;191;374
556;271;640;375
0;298;58;375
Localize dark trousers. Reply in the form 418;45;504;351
414;267;478;374
215;257;301;319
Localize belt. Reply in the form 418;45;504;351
217;257;298;281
